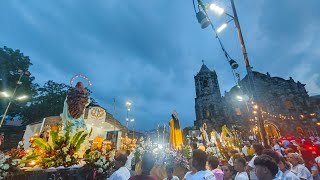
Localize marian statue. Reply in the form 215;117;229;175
169;111;183;150
61;81;90;133
200;123;210;146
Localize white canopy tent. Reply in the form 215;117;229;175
22;121;42;149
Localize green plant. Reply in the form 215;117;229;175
22;124;88;168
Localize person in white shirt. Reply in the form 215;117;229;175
109;153;130;180
242;144;248;160
125;150;134;170
278;157;299;180
188;149;215;180
228;149;239;167
287;153;312;180
234;157;249;180
192;170;215;180
183;171;195;180
125;149;135;177
247;143;264;180
163;166;179;180
254;155;279;180
272;139;282;157
183;159;197;180
316;156;320;169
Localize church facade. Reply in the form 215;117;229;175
194;64;320;138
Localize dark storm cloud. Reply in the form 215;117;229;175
247;0;320;95
1;0;319;130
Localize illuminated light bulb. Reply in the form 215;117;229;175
217;23;227;33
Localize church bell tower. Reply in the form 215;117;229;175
194;62;225;131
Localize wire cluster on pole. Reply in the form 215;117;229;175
193;0;268;145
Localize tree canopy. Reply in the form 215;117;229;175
0;46;37;119
0;46;99;125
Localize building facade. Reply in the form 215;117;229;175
194;64;320;138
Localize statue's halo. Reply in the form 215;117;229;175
70;74;92;87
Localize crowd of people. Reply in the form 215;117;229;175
107;137;320;180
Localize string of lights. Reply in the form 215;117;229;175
70;74;92;87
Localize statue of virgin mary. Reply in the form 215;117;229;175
60;82;90;133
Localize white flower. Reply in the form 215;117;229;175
97;168;103;174
103;164;109;169
97;152;101;157
2;164;9;170
12;159;19;163
66;155;71;162
2;172;7;177
62;147;68;153
19;163;25;168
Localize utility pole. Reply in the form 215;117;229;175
113;97;117;149
230;0;268;146
113;97;116;133
0;70;30;128
126;110;129;134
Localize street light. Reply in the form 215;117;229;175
193;0;240;72
209;3;225;15
16;95;28;100
126;101;132;106
0;92;10;98
196;10;210;29
0;70;30;128
125;101;132;134
130;118;135;139
194;0;268;146
217;23;228;33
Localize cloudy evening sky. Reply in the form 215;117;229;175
1;0;320;131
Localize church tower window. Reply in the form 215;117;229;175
203;79;208;87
